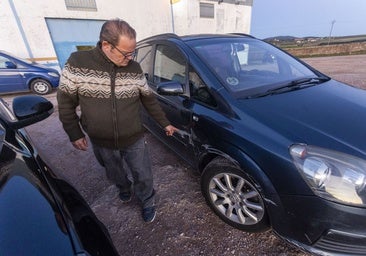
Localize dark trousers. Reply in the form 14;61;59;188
92;136;155;209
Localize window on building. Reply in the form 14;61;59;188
65;0;97;11
200;3;214;18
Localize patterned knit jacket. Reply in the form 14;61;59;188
57;44;170;149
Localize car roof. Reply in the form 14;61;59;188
0;50;15;57
0;50;30;63
137;33;255;45
180;33;255;41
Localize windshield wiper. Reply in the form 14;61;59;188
247;76;330;99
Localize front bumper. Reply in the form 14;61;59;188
312;229;366;255
269;195;366;255
49;76;60;88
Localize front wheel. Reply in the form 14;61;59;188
30;79;52;95
201;157;270;232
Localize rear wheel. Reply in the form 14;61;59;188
30;79;52;95
201;157;270;232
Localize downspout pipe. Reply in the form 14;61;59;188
8;0;34;59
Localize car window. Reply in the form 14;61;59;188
189;66;217;107
191;38;317;96
0;56;12;69
136;45;153;80
0;123;4;153
0;99;16;122
0;99;16;163
153;45;187;87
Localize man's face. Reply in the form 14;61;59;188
102;36;136;67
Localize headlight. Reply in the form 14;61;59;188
290;144;366;207
48;72;59;77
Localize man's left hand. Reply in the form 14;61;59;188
164;125;178;136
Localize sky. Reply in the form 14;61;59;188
250;0;366;39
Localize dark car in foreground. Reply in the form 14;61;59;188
136;33;366;255
0;50;60;95
0;95;118;255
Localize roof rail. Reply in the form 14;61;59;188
139;33;181;42
229;33;255;38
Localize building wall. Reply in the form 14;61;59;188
1;0;252;69
173;0;252;35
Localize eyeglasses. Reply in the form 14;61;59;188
108;42;136;59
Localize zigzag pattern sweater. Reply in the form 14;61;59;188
57;44;170;149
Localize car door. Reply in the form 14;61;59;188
0;54;26;93
137;42;220;167
145;43;201;165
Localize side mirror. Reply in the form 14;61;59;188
5;61;17;69
157;81;184;96
10;95;53;129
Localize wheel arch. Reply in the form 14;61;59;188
199;144;284;226
199;144;276;194
27;76;49;89
28;77;52;94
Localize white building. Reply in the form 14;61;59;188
1;0;252;69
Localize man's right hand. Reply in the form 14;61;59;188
72;137;88;151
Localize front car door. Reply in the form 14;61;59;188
0;54;26;93
152;43;198;165
138;41;219;167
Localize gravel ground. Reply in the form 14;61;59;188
3;54;365;256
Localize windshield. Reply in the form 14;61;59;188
189;37;322;97
0;51;33;65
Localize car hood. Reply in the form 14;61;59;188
238;80;366;157
28;63;59;73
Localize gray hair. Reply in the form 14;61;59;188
99;18;136;45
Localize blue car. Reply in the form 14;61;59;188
136;33;366;255
0;50;60;95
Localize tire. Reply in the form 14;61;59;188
201;157;270;232
30;79;52;95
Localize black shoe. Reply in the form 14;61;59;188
142;206;156;223
119;192;132;203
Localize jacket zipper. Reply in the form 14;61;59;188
110;66;119;148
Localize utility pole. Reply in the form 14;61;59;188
328;20;336;45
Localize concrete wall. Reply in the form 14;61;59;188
1;0;171;60
286;42;366;57
1;0;252;67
